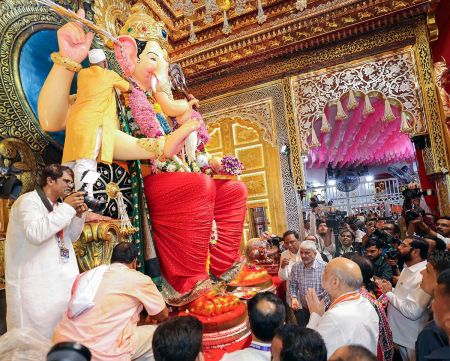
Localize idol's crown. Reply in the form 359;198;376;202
119;1;170;51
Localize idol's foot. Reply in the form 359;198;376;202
85;211;113;222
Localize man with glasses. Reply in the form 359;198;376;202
5;164;87;338
378;237;431;361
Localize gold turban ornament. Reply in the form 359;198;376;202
119;1;170;53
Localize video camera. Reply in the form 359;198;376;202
0;165;23;200
404;209;421;223
402;188;434;199
386;248;399;260
76;171;107;213
270;236;283;249
369;229;395;249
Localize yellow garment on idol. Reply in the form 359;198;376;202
62;66;130;164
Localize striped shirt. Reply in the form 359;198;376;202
289;258;330;308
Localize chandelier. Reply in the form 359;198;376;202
172;0;308;43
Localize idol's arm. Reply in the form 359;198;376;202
38;66;75;132
37;9;94;132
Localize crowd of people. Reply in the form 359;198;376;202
274;206;450;361
2;164;450;361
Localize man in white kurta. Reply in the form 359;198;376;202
5;164;87;339
305;258;379;358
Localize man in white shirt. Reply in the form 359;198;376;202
379;237;431;361
304;258;379;358
221;292;285;361
6;164;87;338
278;230;301;284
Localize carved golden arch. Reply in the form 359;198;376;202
204;98;278;147
208;116;273;145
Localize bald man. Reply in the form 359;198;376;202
304;258;379;357
328;345;378;361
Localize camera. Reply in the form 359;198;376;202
402;188;423;198
47;342;91;361
386;249;399;260
77;184;106;213
370;229;395;249
405;210;420;223
270;236;282;249
76;170;106;213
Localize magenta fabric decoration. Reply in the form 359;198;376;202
128;87;163;138
307;96;415;168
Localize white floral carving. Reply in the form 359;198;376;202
291;49;426;152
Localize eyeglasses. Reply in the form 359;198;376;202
61;178;74;186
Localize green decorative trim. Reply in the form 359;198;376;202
161;277;213;307
118;102;161;283
210;260;244;284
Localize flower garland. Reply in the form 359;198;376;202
127;88;244;177
172;111;210;152
128;87;163;138
221;155;245;176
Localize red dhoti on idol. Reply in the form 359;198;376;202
144;172;248;305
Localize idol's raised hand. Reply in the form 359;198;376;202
57;9;94;63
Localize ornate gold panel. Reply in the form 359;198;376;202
206;115;287;236
93;0;132;48
435;174;450;216
239;172;268;198
74;221;126;272
207;128;222;152
233;124;260;145
210;152;224;158
0;138;43;196
413;20;450;174
282;78;305;190
235;145;264;171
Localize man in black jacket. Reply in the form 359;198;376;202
365;240;393;281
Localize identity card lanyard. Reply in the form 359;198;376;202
36;186;70;263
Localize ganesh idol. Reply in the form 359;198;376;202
38;3;248;307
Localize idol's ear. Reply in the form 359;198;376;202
114;35;138;77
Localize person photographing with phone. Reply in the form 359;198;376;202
5;164;87;338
